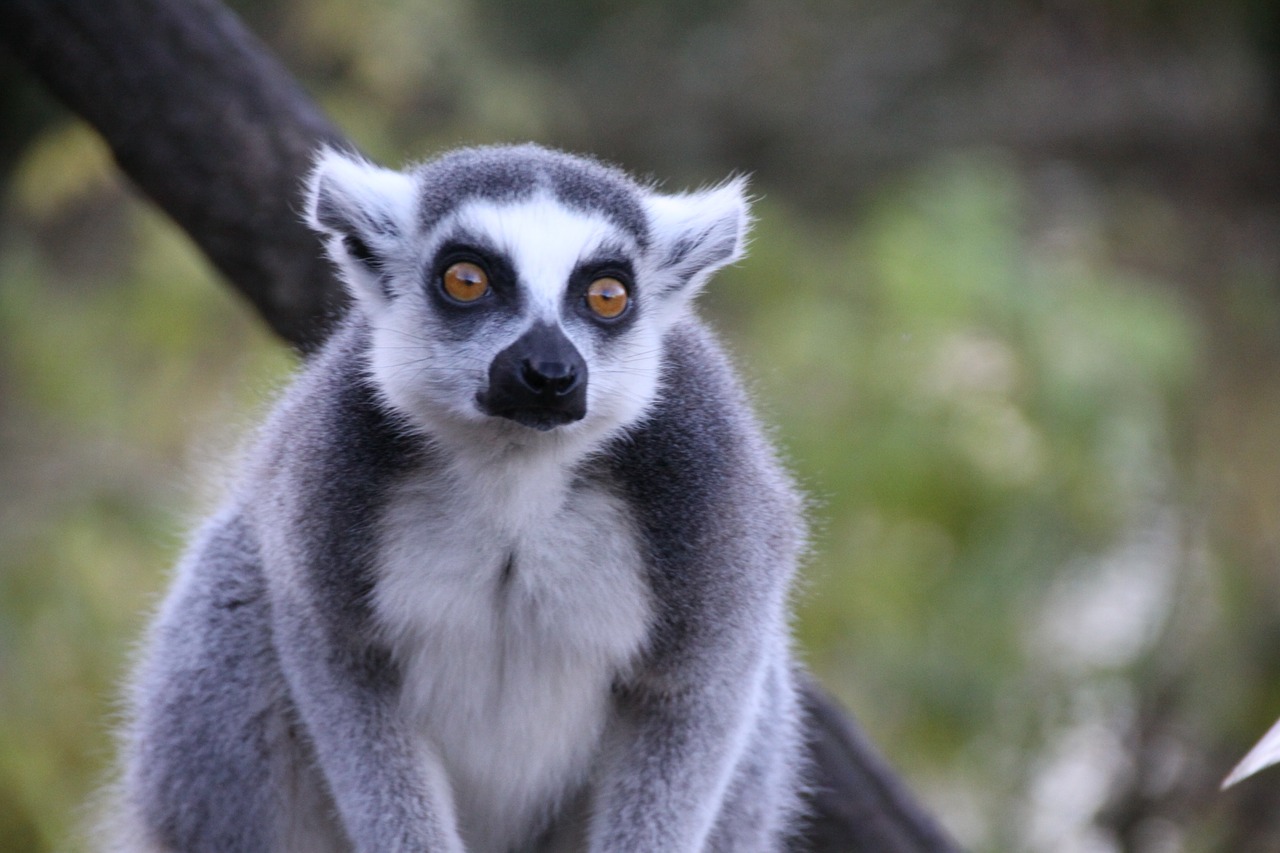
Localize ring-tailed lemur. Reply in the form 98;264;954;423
110;144;808;852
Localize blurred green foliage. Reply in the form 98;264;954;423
0;124;295;852
3;1;1279;851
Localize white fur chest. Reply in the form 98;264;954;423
371;452;652;853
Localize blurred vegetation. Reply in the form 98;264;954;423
4;1;1280;851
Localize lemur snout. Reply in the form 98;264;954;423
479;322;588;430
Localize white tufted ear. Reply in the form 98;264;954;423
643;177;751;305
305;147;418;314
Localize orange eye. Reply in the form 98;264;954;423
442;261;490;303
586;277;629;319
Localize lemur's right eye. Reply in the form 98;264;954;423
442;262;490;303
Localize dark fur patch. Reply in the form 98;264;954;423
416;145;650;248
280;321;426;682
598;323;771;666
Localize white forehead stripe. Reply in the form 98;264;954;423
450;194;634;316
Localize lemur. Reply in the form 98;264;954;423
109;144;809;852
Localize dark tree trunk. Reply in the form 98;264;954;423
798;676;960;852
0;1;959;850
0;0;349;351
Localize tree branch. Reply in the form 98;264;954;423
799;675;959;851
1;0;349;351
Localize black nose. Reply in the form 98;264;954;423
477;323;588;430
520;359;581;396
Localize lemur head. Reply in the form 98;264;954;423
306;144;748;450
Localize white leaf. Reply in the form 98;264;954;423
1223;717;1280;789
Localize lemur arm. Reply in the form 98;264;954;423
252;334;464;853
266;587;464;853
590;630;780;851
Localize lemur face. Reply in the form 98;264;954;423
307;145;748;449
370;192;664;442
421;196;644;431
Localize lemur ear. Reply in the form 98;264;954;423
644;177;750;304
305;147;418;313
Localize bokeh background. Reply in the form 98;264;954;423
3;1;1280;850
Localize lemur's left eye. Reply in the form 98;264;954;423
442;262;490;303
586;277;629;319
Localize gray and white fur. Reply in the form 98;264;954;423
108;144;809;852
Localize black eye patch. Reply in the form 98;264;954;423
567;256;639;332
425;238;522;337
428;239;518;299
